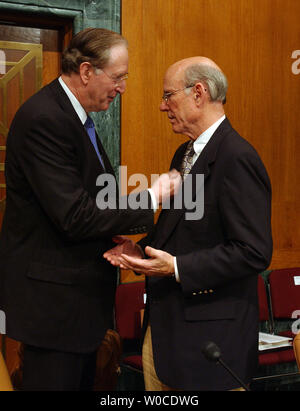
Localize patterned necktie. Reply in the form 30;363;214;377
180;140;195;179
84;116;105;170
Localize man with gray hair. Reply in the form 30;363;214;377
104;56;272;390
0;28;180;391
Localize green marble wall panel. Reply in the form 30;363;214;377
0;0;121;173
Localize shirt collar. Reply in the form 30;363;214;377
58;76;87;125
193;114;226;155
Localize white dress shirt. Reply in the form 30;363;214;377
58;76;87;125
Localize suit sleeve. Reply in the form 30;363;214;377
177;148;273;294
19;114;154;241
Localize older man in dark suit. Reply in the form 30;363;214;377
0;28;180;390
104;56;273;390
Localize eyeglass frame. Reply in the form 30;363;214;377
162;85;194;103
94;66;128;86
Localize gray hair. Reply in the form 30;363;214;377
184;64;228;103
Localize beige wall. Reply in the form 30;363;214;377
121;0;300;282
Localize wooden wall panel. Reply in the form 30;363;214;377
121;0;300;281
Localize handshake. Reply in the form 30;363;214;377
103;169;182;277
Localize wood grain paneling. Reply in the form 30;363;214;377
121;0;300;281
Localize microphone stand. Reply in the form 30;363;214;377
217;357;250;391
201;341;250;391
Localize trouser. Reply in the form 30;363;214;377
142;326;178;391
22;344;97;391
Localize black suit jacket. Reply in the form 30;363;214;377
0;79;153;353
140;118;272;390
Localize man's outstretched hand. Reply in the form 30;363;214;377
120;246;175;277
104;239;175;277
103;236;144;268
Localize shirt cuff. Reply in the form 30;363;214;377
147;188;158;213
174;257;180;282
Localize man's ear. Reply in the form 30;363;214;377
195;82;207;95
194;82;208;104
79;62;92;85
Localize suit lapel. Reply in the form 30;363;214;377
94;132;115;175
48;79;83;127
48;79;114;176
153;118;232;250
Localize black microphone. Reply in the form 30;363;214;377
201;341;250;391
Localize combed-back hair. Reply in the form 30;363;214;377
61;27;128;74
184;64;228;104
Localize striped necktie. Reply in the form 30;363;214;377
180;140;195;179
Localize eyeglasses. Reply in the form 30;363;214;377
162;85;194;102
95;67;128;86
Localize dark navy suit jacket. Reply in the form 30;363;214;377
0;79;153;353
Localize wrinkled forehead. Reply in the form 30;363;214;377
163;63;186;89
